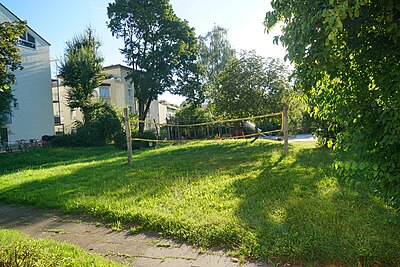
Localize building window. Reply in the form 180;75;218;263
71;109;77;120
99;87;110;98
19;32;36;49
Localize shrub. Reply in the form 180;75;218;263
52;103;123;148
132;130;157;149
52;133;78;147
85;102;123;143
114;130;158;150
75;124;105;147
113;131;127;150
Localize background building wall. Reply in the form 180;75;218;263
1;4;54;142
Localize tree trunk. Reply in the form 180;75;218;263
138;101;145;133
81;106;90;124
137;98;153;133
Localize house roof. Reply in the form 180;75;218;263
104;64;133;71
0;3;51;46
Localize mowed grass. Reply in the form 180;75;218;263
0;140;399;266
0;229;124;266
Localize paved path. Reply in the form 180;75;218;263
0;203;272;267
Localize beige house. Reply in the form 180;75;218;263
0;4;54;143
54;64;176;133
146;100;178;126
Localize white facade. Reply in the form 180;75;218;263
145;100;178;131
147;100;168;125
1;4;54;142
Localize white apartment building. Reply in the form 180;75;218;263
146;100;178;125
0;4;54;143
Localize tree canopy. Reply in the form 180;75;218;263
0;21;26;127
265;0;400;205
211;51;290;119
197;25;236;105
174;102;211;125
107;0;201;132
59;26;105;123
198;25;236;85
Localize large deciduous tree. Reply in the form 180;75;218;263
198;25;236;89
174;102;211;125
265;0;400;205
59;27;105;123
107;0;201;133
212;51;290;119
0;21;26;127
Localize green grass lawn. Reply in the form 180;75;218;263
0;229;124;266
0;140;399;266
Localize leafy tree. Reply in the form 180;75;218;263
84;102;123;143
107;0;201;132
265;0;400;204
0;21;26;127
198;25;236;88
59;27;105;123
174;102;211;125
53;102;122;147
212;51;290;119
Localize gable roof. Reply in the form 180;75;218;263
0;3;50;46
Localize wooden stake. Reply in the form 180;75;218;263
283;107;289;155
124;108;132;166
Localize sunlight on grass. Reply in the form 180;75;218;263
0;229;124;266
0;141;399;266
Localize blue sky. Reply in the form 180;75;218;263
2;0;286;103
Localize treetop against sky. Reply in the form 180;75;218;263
2;0;285;66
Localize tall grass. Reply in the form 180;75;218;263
0;141;399;266
0;229;124;266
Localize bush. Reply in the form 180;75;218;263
52;125;104;147
132;130;157;149
113;131;127;150
85;102;123;143
52;133;78;147
114;130;158;150
75;124;105;147
52;103;123;148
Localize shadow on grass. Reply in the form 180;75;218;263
0;140;280;215
1;141;399;266
232;145;400;265
0;146;125;175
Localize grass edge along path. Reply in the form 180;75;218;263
0;229;124;266
0;141;399;266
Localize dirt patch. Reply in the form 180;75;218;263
0;203;273;267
